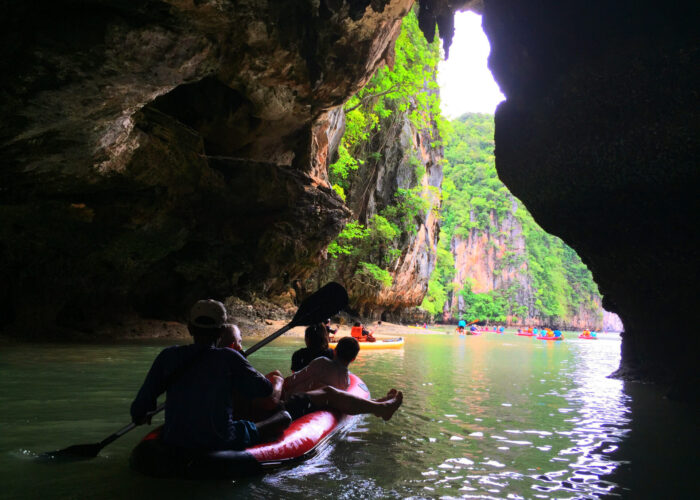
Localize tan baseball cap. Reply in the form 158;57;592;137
189;299;227;328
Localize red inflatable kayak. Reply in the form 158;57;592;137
536;336;563;340
578;335;597;340
130;373;370;479
517;332;536;337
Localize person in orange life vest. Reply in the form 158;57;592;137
351;321;376;342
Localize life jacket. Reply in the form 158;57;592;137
350;326;364;339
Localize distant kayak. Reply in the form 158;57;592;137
330;336;404;350
578;335;597;340
130;373;370;479
536;336;563;341
517;332;536;337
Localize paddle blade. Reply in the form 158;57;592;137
40;442;102;460
291;282;348;327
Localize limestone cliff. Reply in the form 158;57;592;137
445;208;603;330
344;108;442;319
304;11;443;320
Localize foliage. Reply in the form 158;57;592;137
327;221;370;258
324;8;443;293
421;113;602;324
356;262;393;288
328;9;444;192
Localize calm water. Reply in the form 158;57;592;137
0;332;695;499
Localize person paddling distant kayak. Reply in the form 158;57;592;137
130;299;291;451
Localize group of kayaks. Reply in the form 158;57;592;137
461;328;602;341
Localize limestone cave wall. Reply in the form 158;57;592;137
0;0;413;334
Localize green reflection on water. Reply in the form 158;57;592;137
0;331;650;498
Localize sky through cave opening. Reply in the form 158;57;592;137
437;12;504;116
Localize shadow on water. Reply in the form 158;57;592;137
605;381;698;499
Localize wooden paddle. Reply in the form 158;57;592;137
41;282;349;460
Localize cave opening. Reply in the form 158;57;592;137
430;11;622;334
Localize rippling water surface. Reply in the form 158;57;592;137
0;331;693;498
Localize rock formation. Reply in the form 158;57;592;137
481;0;699;391
0;0;413;333
445;209;603;330
603;311;624;333
0;0;696;398
308;99;443;321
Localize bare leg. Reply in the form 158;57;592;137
255;410;292;442
305;386;403;421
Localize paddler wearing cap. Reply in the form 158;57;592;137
130;299;292;451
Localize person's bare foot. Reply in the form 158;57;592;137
374;389;398;403
375;391;403;421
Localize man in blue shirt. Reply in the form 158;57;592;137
131;299;291;450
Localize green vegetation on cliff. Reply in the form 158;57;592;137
325;10;442;291
421;113;602;325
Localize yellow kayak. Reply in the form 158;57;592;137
329;336;404;350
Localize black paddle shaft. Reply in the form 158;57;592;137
42;282;348;460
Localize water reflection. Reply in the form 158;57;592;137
0;333;683;499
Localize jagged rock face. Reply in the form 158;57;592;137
482;0;699;389
0;0;413;333
444;209;603;329
352;115;442;319
313;105;443;321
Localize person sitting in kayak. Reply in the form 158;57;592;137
130;299;292;451
553;329;562;338
291;323;334;372
351;322;376;342
233;336;403;423
282;336;402;421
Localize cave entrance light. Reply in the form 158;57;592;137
437;11;505;116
